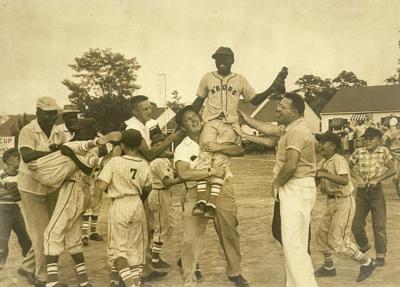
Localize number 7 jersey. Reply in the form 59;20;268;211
98;155;152;198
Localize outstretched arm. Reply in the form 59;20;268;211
250;67;288;105
238;110;282;137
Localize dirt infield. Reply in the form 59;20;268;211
1;154;399;287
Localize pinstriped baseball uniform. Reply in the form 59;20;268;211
44;141;99;256
196;72;256;180
98;155;152;266
316;154;367;261
148;158;175;244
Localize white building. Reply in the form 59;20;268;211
320;85;400;132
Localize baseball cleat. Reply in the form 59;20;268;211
357;259;376;282
152;258;171;269
375;257;385;267
314;266;336;277
82;236;89;246
89;232;104;241
228;274;250;287
203;205;216;219
192;202;206;216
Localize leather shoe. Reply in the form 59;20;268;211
89;232;104;241
228;274;250;287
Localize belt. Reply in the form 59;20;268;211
327;193;350;199
111;194;139;202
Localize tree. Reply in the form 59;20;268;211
293;71;367;115
167;90;186;112
10;113;30;147
385;37;400;84
62;48;141;133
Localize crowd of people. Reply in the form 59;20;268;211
1;47;400;287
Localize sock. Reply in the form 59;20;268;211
119;267;135;287
323;253;334;269
46;255;59;287
353;249;369;264
196;180;208;204
82;215;90;237
361;257;372;266
208;183;222;207
111;264;119;285
72;253;89;285
152;242;163;263
130;265;140;285
90;215;98;234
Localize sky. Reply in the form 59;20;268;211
0;0;399;114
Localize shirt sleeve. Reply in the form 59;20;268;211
196;74;209;99
18;126;36;150
98;158;114;184
285;129;307;153
333;156;350;175
154;160;172;180
383;147;393;162
240;75;256;102
349;149;359;165
173;144;191;167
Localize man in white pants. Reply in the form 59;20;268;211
239;93;318;287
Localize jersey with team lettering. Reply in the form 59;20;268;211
197;71;256;123
98;155;152;198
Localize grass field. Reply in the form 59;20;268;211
1;154;399;287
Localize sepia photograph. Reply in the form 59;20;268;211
0;1;399;286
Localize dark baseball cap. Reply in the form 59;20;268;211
151;133;166;145
315;131;341;149
212;47;234;59
121;129;142;149
361;127;383;139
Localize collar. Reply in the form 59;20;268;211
212;71;236;80
358;146;385;154
284;117;304;132
182;136;198;146
31;119;60;136
125;116;146;129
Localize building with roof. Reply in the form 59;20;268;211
320;85;400;132
238;97;321;134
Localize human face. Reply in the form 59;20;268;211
214;55;233;76
63;113;78;132
133;100;152;124
36;109;58;130
276;97;296;125
181;110;202;135
152;139;165;149
319;141;336;159
6;155;20;171
364;136;380;151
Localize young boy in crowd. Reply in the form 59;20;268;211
349;127;396;267
97;129;152;287
0;148;32;270
148;133;183;268
314;132;376;282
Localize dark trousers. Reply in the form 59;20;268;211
352;184;387;257
0;204;32;265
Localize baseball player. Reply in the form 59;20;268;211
314;131;376;282
42;119;121;287
191;46;288;219
97;129;152;287
383;117;400;196
147;133;183;268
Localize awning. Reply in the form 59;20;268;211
351;114;370;122
330;118;345;129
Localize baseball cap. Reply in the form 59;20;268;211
36;97;60;111
61;104;80;114
361;127;383;139
72;118;98;132
212;47;234;60
151;133;166;145
121;129;142;149
389;117;398;126
315;131;341;149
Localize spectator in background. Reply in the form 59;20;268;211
344;122;355;154
383;117;400;196
0;148;32;271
